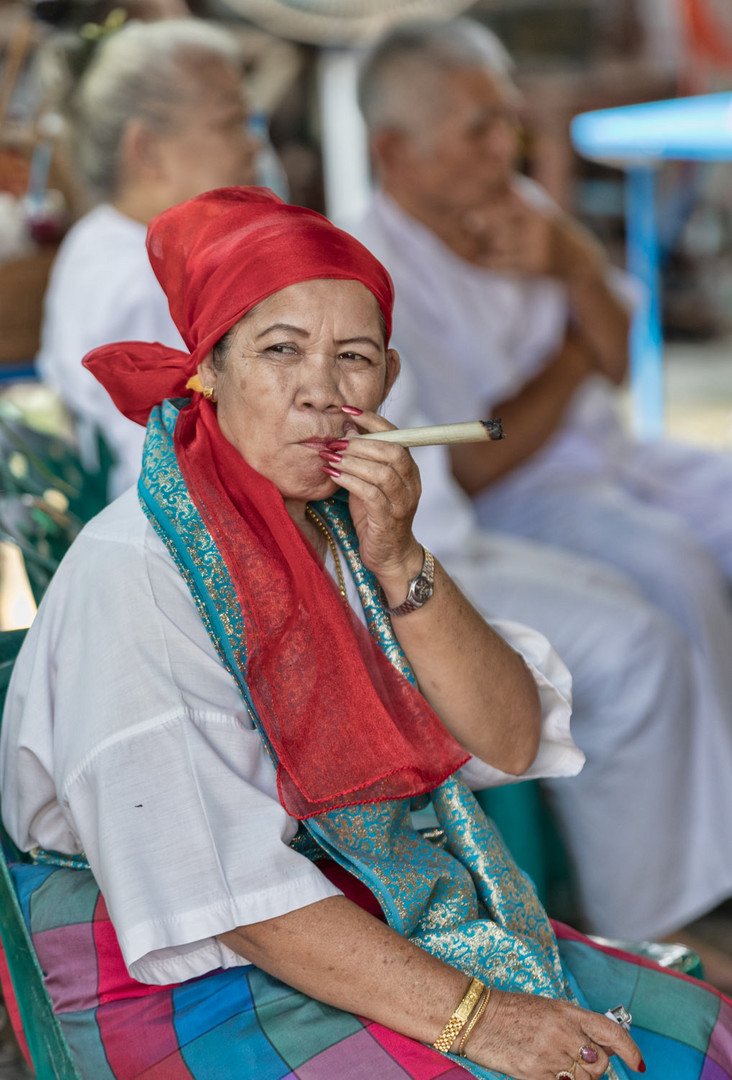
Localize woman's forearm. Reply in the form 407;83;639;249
556;219;631;385
380;559;542;774
217;896;642;1080
218;895;473;1045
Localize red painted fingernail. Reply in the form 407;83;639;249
639;1062;646;1073
341;406;363;416
321;465;341;478
326;440;349;451
319;450;342;463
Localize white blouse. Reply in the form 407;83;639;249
0;490;580;985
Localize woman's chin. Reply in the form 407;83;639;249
304;474;341;502
276;469;341;504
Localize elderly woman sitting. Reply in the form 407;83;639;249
1;188;729;1080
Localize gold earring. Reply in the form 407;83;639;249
202;386;217;402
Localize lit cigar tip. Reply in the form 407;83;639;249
481;418;504;441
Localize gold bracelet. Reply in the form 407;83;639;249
458;985;491;1058
432;977;485;1053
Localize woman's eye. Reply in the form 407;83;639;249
339;351;371;363
266;343;298;356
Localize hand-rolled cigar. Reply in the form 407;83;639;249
353;419;503;448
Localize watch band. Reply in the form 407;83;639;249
388;547;435;616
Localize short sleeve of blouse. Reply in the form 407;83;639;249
0;491;342;986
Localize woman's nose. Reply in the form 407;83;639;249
296;358;344;410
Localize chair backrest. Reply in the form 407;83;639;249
0;628;81;1079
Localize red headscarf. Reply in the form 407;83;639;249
84;187;468;818
84;187;394;423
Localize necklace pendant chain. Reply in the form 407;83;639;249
305;505;349;610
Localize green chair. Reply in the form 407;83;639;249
0;628;81;1079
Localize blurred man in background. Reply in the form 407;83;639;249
354;15;732;983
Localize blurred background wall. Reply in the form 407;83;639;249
4;0;732;353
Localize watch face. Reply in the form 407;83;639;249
412;577;434;603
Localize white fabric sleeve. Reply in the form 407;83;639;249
459;617;583;790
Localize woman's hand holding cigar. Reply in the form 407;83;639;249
320;409;503;576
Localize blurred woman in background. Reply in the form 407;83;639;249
35;18;257;495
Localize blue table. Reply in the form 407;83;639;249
571;92;732;438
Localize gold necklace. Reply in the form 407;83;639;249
305;505;349;609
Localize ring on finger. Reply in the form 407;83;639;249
556;1069;576;1080
578;1044;599;1065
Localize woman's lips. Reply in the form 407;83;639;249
299;423;359;449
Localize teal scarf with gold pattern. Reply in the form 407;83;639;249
139;398;621;1080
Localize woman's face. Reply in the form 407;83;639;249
198;279;399;503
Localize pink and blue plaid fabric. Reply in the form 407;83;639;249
11;861;469;1079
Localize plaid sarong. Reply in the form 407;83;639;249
11;860;732;1080
12;861;468;1079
